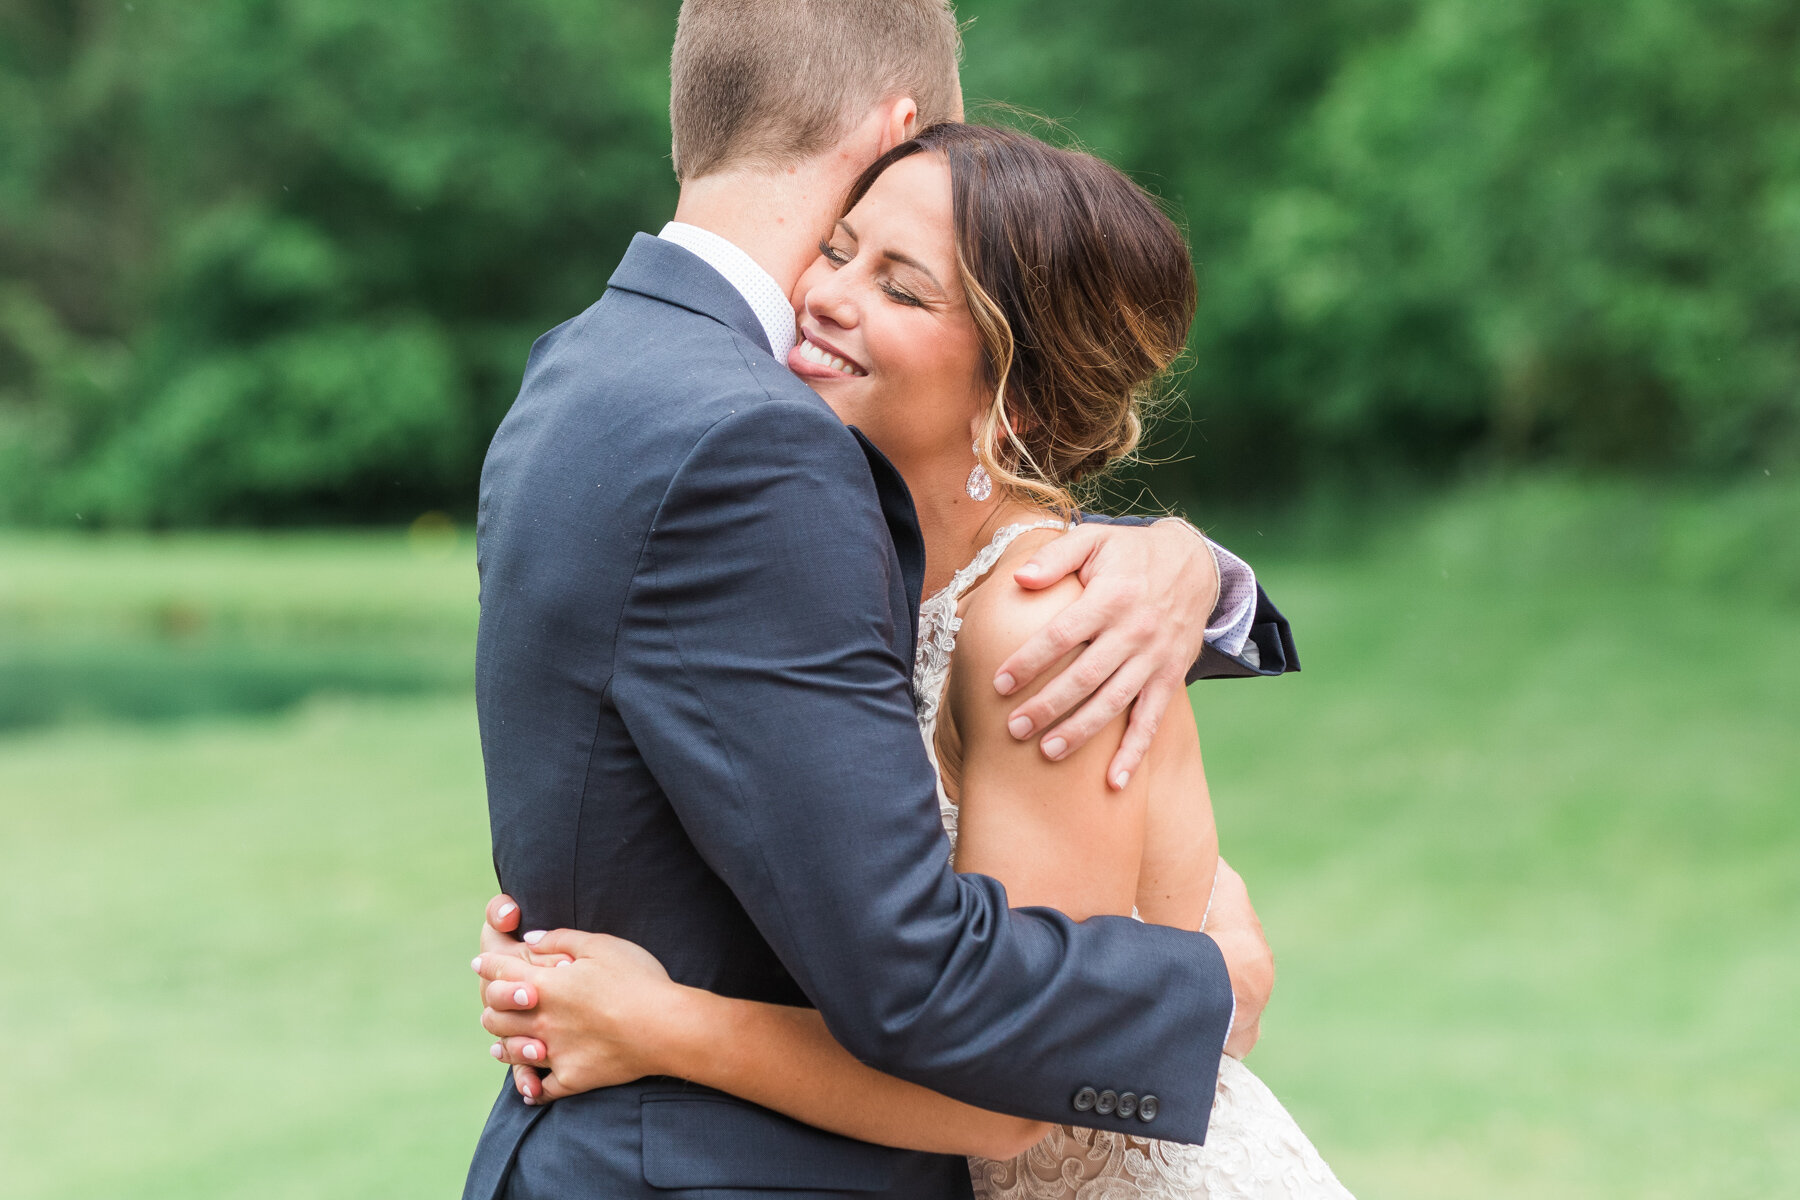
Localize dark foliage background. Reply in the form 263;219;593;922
2;0;1795;525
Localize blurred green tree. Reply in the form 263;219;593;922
1220;0;1800;487
0;0;678;523
1;0;1793;524
964;0;1800;495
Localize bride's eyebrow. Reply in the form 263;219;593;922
879;246;940;289
839;217;941;291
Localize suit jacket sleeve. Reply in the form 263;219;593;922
612;399;1234;1145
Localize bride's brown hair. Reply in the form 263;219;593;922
841;122;1196;514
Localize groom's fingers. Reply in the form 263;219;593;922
1011;620;1140;741
992;586;1109;702
1010;523;1102;592
1105;671;1177;789
1033;645;1152;763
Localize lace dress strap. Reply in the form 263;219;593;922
911;519;1065;853
913;519;1066;730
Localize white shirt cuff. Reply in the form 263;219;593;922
1204;539;1258;659
1158;519;1258;659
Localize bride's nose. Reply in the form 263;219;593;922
802;270;860;332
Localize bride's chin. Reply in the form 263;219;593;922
817;394;857;424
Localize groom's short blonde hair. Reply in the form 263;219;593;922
670;0;964;181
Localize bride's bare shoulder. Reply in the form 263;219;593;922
950;528;1085;699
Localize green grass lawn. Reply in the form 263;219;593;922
2;490;1796;1197
1193;522;1800;1198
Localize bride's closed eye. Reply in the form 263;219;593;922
817;237;927;308
881;282;925;308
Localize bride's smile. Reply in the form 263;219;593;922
786;153;991;492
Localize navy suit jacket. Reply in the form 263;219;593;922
465;234;1269;1200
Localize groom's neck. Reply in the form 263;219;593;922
671;153;865;295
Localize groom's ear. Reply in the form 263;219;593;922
878;96;921;154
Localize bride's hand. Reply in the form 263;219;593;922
474;929;683;1104
1205;858;1275;1060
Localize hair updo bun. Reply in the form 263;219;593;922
843;122;1197;513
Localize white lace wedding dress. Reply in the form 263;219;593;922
913;521;1354;1200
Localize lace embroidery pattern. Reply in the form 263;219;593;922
967;1058;1353;1200
912;522;1356;1200
912;520;1065;850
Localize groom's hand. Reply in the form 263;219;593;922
997;520;1219;789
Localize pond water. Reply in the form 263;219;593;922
0;635;470;731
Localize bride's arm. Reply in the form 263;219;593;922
949;564;1274;1058
945;572;1151;916
475;933;1049;1159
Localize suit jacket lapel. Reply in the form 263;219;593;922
609;233;924;666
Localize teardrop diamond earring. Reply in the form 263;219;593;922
965;442;993;501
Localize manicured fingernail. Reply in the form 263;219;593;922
513;988;530;1006
489;1043;504;1060
1114;771;1130;789
1043;736;1068;760
1007;715;1032;738
521;1094;534;1106
995;672;1017;695
522;930;546;945
471;956;483;972
523;1043;540;1061
555;959;571;967
496;902;516;921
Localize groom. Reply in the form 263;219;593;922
465;3;1295;1198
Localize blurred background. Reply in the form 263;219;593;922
1;1;1795;1196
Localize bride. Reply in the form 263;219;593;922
475;122;1352;1199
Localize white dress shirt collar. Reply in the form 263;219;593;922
657;221;797;362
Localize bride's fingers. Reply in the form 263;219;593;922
486;894;522;933
1105;671;1177;790
485;977;538;1012
482;1005;538;1039
537;1068;579;1103
521;928;608;961
512;1063;546;1104
491;1036;549;1066
472;953;537;984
